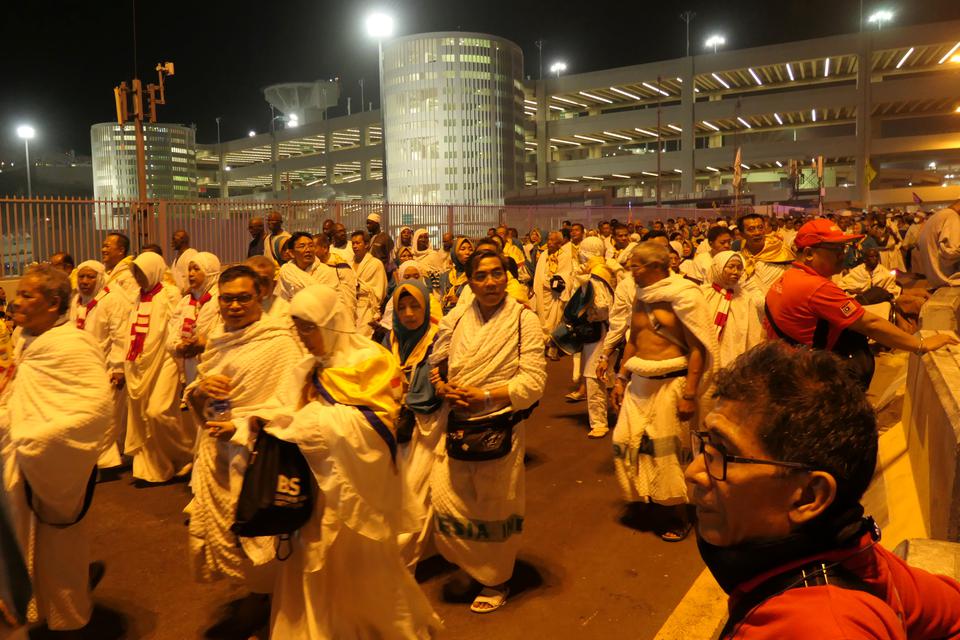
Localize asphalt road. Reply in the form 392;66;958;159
47;358;705;639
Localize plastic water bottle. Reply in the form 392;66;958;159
205;398;232;421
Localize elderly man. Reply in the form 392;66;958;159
612;242;717;541
70;260;132;469
738;213;795;295
765;219;957;389
247;216;265;258
687;341;960;638
263;211;292;266
351;230;387;337
1;265;112;635
183;265;302;636
101;232;140;301
915;199;960;287
171;229;199;295
276;232;323;302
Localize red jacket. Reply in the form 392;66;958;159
727;533;960;639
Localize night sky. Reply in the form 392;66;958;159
3;0;958;158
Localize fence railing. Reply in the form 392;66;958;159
0;197;720;277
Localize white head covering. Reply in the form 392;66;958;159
709;250;743;290
398;260;421;280
579;236;605;262
189;251;221;297
669;240;683;257
75;259;106;303
132;252;168;290
412;228;431;257
290;284;371;368
367;213;381;224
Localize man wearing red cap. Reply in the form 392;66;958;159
764;219;957;389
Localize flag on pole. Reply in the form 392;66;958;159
733;147;742;190
865;161;877;186
912;192;922;204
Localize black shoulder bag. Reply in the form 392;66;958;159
232;427;314;560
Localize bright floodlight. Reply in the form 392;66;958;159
248;130;256;137
16;125;35;140
867;9;894;27
705;34;726;52
549;61;567;77
365;12;394;39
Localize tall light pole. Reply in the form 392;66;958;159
680;11;696;57
366;11;394;202
705;34;726;54
549;61;567;79
16;125;35;198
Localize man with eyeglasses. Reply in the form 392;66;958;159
764;219;957;389
686;341;960;639
182;265;302;637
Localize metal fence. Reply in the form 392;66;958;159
0;197;721;277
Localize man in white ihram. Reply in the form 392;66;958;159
0;265;112;635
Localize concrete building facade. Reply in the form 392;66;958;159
381;32;525;204
91;123;198;200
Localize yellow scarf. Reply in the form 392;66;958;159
306;344;403;435
547;250;559;275
741;234;796;277
585;256;616;291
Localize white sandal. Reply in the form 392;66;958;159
470;586;509;613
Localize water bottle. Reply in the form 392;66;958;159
205;398;232;422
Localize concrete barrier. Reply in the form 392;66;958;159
902;285;960;540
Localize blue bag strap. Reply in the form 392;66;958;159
311;369;397;464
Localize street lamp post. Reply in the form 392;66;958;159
16;125;35;198
366;11;394;203
549;61;567;79
705;34;726;54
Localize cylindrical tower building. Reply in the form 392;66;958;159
91;122;198;201
382;32;525;204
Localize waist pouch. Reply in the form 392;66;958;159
446;402;538;462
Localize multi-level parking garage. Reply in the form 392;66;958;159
520;19;960;207
194;20;960;208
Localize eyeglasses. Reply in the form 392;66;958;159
219;293;256;305
690;431;815;481
293;243;313;251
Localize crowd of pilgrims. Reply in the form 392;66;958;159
0;204;952;638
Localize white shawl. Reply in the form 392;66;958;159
430;298;546;414
633;275;719;394
2;321;111;521
277;259;323;302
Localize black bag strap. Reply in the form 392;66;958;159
23;466;97;528
721;560;881;638
763;303;830;350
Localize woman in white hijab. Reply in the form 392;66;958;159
249;285;441;639
125;251;196;483
70;259;131;468
167;251;221;387
700;251;765;367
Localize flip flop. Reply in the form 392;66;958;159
661;522;693;542
470;586;509;614
564;391;586;402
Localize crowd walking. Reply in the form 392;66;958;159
1;201;960;638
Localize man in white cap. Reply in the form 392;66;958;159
366;213;394;272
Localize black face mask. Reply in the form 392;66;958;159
696;504;869;594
